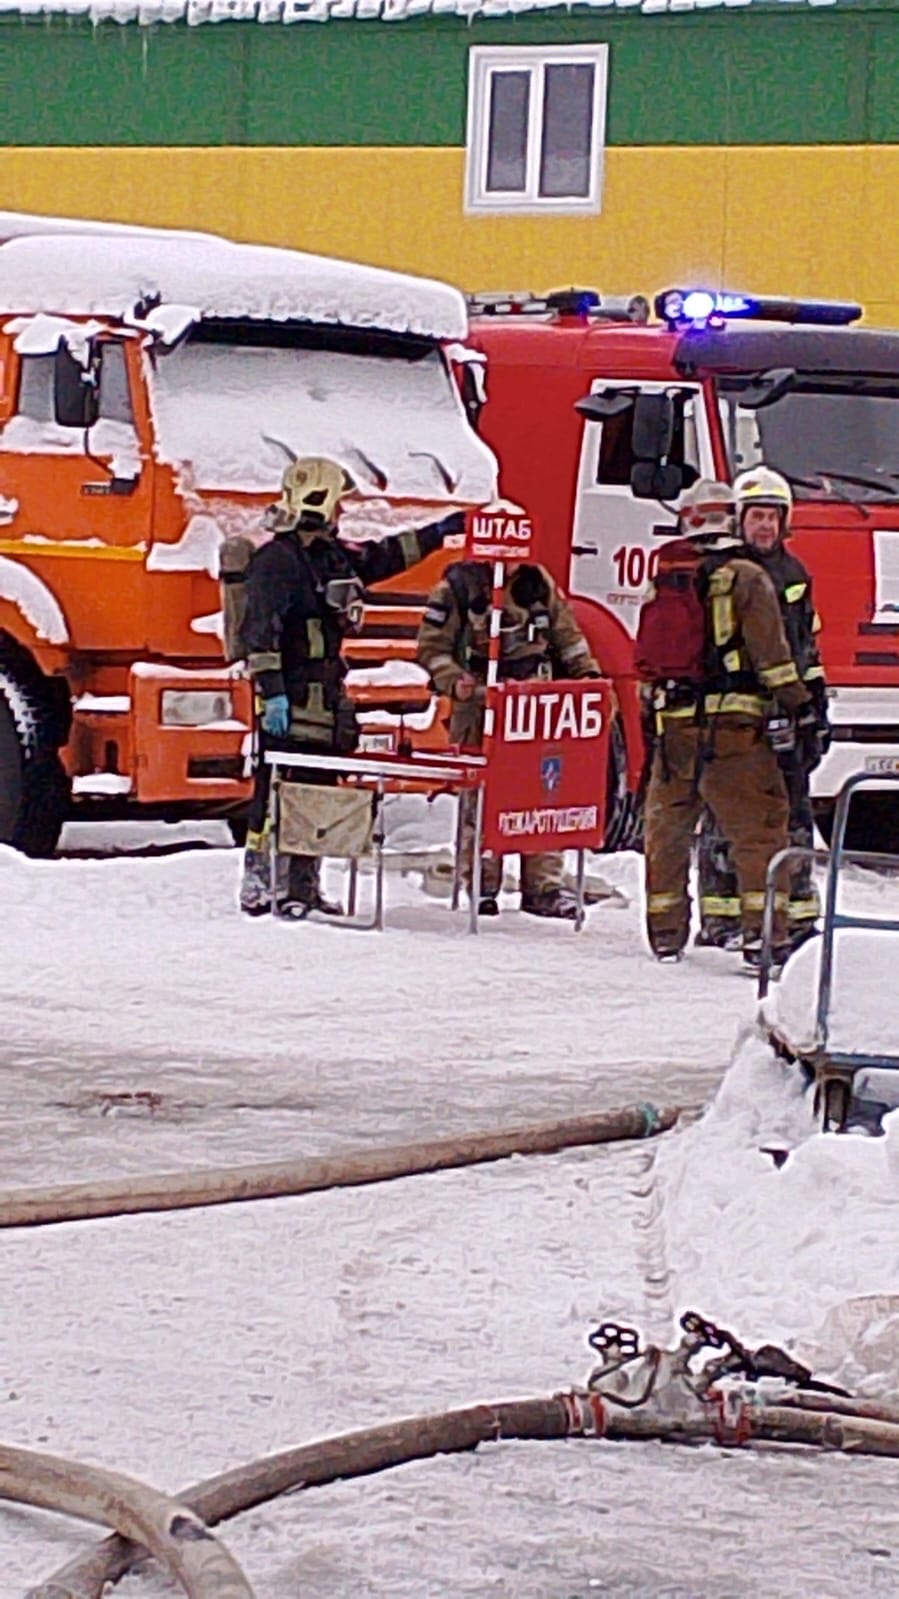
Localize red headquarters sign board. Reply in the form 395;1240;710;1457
481;678;612;856
464;506;534;563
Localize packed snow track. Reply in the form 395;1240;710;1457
1;813;898;1595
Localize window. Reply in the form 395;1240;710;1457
594;390;701;487
15;343;134;426
466;45;608;215
718;379;899;502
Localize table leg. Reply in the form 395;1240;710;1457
469;783;485;936
575;849;586;933
375;777;385;932
269;773;280;918
451;791;465;912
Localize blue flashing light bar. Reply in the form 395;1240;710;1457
655;288;862;330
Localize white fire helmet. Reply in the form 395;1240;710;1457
734;466;793;530
676;478;736;539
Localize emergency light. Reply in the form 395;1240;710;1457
656;289;862;330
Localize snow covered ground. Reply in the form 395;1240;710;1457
2;811;899;1596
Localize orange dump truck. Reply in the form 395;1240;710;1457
0;217;495;852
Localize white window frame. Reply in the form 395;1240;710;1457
465;43;609;217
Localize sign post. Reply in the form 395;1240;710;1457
462;505;612;929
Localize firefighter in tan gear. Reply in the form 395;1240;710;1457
636;478;813;970
697;467;830;950
416;558;601;918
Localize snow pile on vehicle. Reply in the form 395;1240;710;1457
0;209;214;243
149;338;496;501
652;1031;899;1395
0;232;468;341
0;555;69;642
761;927;899;1058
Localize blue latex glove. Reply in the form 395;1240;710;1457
261;694;290;737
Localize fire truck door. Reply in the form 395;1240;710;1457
570;380;714;640
0;341;152;651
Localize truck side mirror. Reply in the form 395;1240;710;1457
575;389;635;421
629;391;683;499
631;391;674;459
53;341;99;429
737;367;796;410
631;462;685;500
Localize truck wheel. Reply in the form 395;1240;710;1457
814;795;898;857
600;716;639;853
226;814;249;848
818;1076;851;1134
0;668;71;858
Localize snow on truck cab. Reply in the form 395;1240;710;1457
0;219;495;854
463;286;899;853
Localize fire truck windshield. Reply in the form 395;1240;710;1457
718;379;899;502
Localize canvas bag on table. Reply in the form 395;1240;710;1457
277;783;375;858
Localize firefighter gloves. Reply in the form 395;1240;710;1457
795;705;829;772
452;674;486;704
430;510;467;541
261;695;290;736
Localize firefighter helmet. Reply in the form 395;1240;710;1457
734;466;793;519
676;478;736;539
266;456;355;532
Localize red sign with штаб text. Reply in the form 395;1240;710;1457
464;505;534;563
480;677;612;857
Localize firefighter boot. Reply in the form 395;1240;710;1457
650;931;686;963
278;856;343;921
520;886;581;921
240;829;288;917
742;939;794;977
694;918;743;952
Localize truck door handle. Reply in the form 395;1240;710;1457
571;544;599;556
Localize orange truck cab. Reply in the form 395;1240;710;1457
0;217;495;853
464;287;899;852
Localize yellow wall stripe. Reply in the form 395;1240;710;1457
3;144;898;326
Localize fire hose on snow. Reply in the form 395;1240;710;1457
0;1441;255;1599
0;1102;679;1231
24;1310;899;1599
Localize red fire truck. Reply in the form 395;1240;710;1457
461;288;899;852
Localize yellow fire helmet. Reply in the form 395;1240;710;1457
734;465;793;521
267;456;356;533
676;477;736;539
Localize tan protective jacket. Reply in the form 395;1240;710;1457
702;555;812;719
416;561;599;701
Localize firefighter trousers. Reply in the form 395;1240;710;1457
452;699;565;899
240;724;337;913
644;718;790;954
458;789;566;897
697;755;819;947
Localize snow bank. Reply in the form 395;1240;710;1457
762;926;899;1058
0;830;897;1592
654;1032;899;1393
0;232;468;341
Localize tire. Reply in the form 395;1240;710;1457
0;662;71;858
599;715;640;854
814;794;899;857
226;814;249;848
818;1076;851;1134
